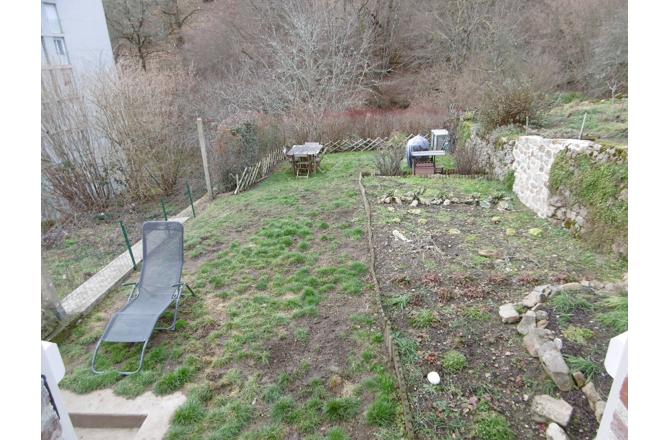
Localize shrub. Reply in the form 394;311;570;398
315;106;455;142
479;79;544;133
41;87;114;213
212;117;286;191
88;66;200;201
453;141;487;175
374;132;407;176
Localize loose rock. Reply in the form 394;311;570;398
491;216;501;224
546;422;570;440
523;328;555;357
535;310;549;321
531;394;573;427
408;208;422;215
392;230;411;242
528;228;543;237
538;342;574;391
517;311;536;335
582;382;603;411
595;400;606;422
557;282;587;293
572;371;586;388
497;200;513;211
478;249;497;258
522;289;547;308
499;303;520;324
554;337;563;350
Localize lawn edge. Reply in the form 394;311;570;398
358;172;416;439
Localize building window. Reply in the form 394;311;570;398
41;2;69;65
42;3;62;34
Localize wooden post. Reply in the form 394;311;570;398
197;117;214;199
578;113;588;140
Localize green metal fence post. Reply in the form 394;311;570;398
120;221;137;271
160;199;168;221
186;183;196;218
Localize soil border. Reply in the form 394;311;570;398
358;172;415;439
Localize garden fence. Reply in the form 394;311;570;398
322;133;427;153
232;147;285;194
41;180;206;301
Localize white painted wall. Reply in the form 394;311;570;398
43;0;115;77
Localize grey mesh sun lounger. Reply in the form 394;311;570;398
92;221;196;375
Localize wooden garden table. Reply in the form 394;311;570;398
286;143;323;177
410;150;446;176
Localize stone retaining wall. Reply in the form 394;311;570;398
512;136;596;218
467;133;626;255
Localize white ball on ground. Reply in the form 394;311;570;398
427;371;441;385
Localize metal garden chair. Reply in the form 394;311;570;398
91;221;196;375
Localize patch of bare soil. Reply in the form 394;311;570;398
365;177;623;439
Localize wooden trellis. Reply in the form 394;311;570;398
322;133;427;153
233;148;285;194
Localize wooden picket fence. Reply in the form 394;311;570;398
233;148;284;194
322;133;426;153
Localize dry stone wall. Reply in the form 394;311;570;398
465;133;626;255
511;136;595;218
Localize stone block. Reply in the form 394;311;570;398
531;394;573;427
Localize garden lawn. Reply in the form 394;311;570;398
364;174;626;439
55;152;405;440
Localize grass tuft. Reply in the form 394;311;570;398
366;396;397;427
597;295;628;333
410;309;438;328
154;366;196;395
442;350;467;374
473;411;516;440
565;355;603;379
323;397;361;422
172;399;206;426
562;326;595;344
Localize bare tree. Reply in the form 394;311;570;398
104;0;165;70
160;0;201;50
216;0;377;138
587;5;627;99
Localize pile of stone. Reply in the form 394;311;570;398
377;188;514;210
498;281;618;438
